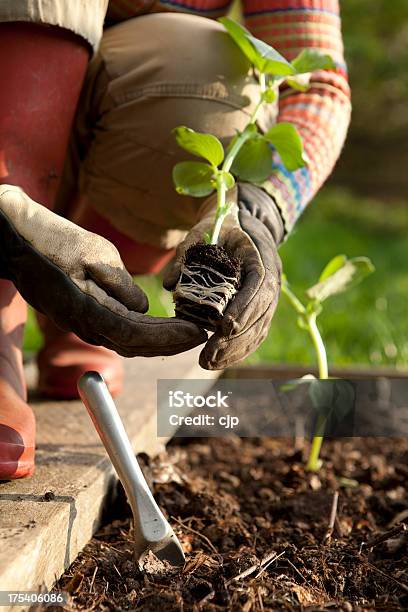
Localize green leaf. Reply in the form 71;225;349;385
309;379;334;414
286;51;336;90
264;122;308;171
231;136;272;182
203;231;212;245
309;379;355;422
219;170;235;190
173;161;215;197
262;88;278;103
246;35;296;75
306;256;375;302
173;126;224;167
292;49;336;74
279;374;315;393
286;74;311;92
219;17;295;76
218;18;259;66
319;254;348;282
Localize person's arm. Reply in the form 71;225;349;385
243;0;351;233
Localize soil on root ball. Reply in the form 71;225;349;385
53;437;408;611
173;243;242;330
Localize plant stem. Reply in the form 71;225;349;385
210;175;228;245
281;281;306;316
223;129;254;174
305;312;329;472
210;71;270;244
306;414;326;472
222;82;266;173
281;283;329;472
307;313;328;380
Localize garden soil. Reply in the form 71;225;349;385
53;437;408;611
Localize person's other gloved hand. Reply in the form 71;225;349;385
0;185;207;357
163;183;283;369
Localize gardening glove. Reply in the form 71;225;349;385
163;182;283;369
0;185;207;357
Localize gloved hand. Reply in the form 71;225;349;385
164;182;283;369
0;185;207;357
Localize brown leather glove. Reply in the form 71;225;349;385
0;185;207;357
164;182;283;369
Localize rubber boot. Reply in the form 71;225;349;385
0;22;90;478
0;281;35;479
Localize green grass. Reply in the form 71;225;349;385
24;186;408;369
254;187;408;368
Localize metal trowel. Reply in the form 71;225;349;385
78;371;185;570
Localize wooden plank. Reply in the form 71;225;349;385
0;350;218;607
225;363;408;380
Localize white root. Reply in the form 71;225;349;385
174;262;238;318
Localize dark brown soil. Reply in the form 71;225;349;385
174;243;241;329
184;244;241;280
54;437;408;611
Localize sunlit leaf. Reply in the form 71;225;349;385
219;170;236;190
173;161;215;197
218;18;259;66
231;136;272;182
306;257;375;302
292;49;336;74
173;126;224;167
262;88;278;103
309;379;355;422
246;35;296;75
264;123;308;171
319;254;348;282
280;374;316;393
286;74;311;92
219;17;295;76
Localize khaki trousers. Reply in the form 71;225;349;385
66;13;278;249
0;0;108;51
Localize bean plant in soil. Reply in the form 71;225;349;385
281;253;375;471
171;17;335;329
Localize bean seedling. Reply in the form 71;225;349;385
282;254;375;471
171;17;335;328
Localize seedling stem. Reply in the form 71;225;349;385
210;175;228;244
210;73;268;245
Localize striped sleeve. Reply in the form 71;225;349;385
243;0;351;234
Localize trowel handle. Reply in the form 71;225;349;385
77;371;164;527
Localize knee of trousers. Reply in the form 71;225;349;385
78;13;278;247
